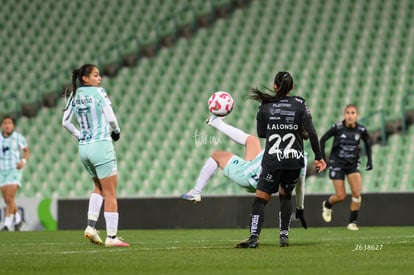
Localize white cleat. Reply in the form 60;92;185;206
322;201;332;223
206;115;224;126
105;236;130;247
347;223;359;231
181;189;201;203
84;226;103;245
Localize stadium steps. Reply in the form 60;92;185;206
0;0;250;120
6;0;414;197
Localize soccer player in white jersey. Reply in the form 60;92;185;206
0;115;30;231
181;115;309;229
62;64;129;247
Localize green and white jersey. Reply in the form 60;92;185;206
66;86;113;144
0;131;27;170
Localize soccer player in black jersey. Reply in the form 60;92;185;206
320;104;373;231
236;72;326;248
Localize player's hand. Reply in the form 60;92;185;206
111;131;120;141
295;208;308;229
16;161;25;170
366;161;373;171
314;159;327;173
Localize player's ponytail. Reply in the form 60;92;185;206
72;68;80;96
250;72;294;103
250;87;277;103
62;68;80;111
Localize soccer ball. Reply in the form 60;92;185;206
208;91;234;116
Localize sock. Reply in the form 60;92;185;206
104;212;119;237
249;197;267;236
279;194;292;235
210;119;249;145
349;210;359;224
295;175;305;209
4;215;14;230
325;200;333;209
193;157;218;193
87;193;103;228
15;212;22;224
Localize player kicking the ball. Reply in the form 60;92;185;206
181;114;309;230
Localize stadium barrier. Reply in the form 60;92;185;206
0;197;57;231
58;193;414;230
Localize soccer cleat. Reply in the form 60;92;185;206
205;115;224;126
105;236;130;247
84;226;103;245
235;234;259;248
279;234;289;247
347;223;359;231
322;201;332;223
1;226;9;232
14;221;23;231
181;189;201;203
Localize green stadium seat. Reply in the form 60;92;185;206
4;0;414;198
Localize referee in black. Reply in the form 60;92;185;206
236;72;326;248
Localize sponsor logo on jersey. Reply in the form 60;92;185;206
72;96;93;106
2;146;10;154
269;107;280;115
285;116;295;123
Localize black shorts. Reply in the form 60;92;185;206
328;163;360;180
257;168;301;194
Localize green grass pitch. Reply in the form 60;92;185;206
0;227;413;274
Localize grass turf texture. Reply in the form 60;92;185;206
0;227;413;275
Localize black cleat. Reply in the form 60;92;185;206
235;234;259;248
1;226;9;232
14;221;23;231
279;234;289;247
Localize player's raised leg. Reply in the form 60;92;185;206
181;151;234;203
206;115;249;146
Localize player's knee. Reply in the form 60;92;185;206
211;151;234;168
210;150;221;159
279;193;292;200
253;197;268;208
246;135;260;145
336;193;346;201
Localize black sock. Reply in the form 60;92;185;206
325;200;333;209
249;197;267;236
279;194;292;234
349;211;359;223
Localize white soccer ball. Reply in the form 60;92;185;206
208;91;234;116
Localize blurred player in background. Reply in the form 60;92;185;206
0;115;30;231
236;72;326;248
181;115;309;229
320;104;373;231
62;64;129;247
